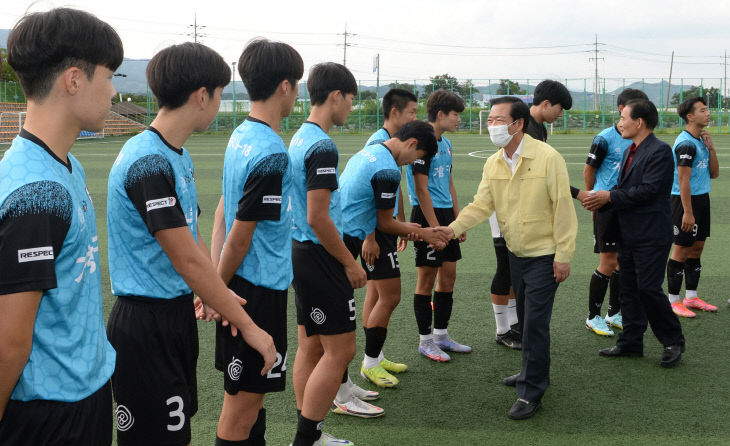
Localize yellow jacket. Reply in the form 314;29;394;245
449;134;577;263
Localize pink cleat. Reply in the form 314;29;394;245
671;301;696;318
682;297;718;312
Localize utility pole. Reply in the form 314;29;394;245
666;50;674;112
724;49;727;100
187;13;206;43
339;24;355;66
374;54;380;128
589;34;604;110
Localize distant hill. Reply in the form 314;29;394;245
0;29;8;47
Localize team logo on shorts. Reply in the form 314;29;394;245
115;405;135;431
228;357;243;381
673;225;680;235
310;307;326;325
316;421;325;431
366;263;375;272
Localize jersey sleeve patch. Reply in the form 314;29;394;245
304;139;339;191
124;154;187;234
371;169;401;210
0;181;72;294
411;156;431;175
675;141;697;167
587;135;608;168
236;152;289;221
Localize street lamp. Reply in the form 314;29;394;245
232;61;237;128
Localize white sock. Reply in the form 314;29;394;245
507;298;518;326
335;381;351;403
433;328;448;336
363;354;380;370
685;290;698;299
377;351;384;362
419;334;433;342
668;294;680;304
493;303;510;335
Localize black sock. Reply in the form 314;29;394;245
249;408;266;446
413;293;432;335
684;258;702;292
341;369;347;384
216;437;250;445
607;270;621;316
364;326;387;358
666;259;685;295
588;270;611;319
292;415;322;446
433;291;453;330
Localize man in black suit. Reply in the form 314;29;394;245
582;99;685;367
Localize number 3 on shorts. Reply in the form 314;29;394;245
166;395;185;432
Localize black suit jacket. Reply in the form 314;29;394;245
609;133;674;247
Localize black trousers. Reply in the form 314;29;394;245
616;243;684;351
509;252;558;402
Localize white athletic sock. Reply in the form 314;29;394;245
363;355;380;370
507;298;518;326
433;328;448;336
685;290;698;299
493;303;510;335
668;294;680;304
377;351;384;362
335;381;351;403
419;334;433;343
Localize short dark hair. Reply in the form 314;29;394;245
616;88;648;107
625;99;658;130
533;80;572;110
677;97;706;124
489;96;530;132
238;38;303;102
383;88;417;119
147;43;230;110
307;62;357;106
394;121;438;159
7;7;123;100
426;90;465;122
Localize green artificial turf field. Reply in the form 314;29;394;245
10;131;730;445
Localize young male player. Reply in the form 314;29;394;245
582;88;648;336
527;79;573;142
106;42;276;446
0;9;121;445
333;88;419;401
208;39;303;446
287;62;377;445
407;90;470;362
666;97;720;317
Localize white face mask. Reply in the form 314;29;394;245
488;122;515;147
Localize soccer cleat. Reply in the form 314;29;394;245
682;297;718;312
434;334;472;353
495;329;522;350
313;432;355;446
604;312;623;330
349;381;379;401
331;394;384;418
418;339;451;362
671;302;696;318
586;315;614;336
380;357;408;373
360;364;399;387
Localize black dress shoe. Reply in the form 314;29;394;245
496;330;522;350
660;344;685;367
502;373;519;387
508;398;541;420
598;345;643;357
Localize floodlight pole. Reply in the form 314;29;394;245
232;61;237;128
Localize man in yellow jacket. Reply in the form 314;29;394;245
436;96;577;420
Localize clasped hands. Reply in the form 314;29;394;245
577;189;611;212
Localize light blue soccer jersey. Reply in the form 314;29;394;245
586;126;631;191
671;130;712;195
107;128;198;299
0;131;115;402
289;121;342;243
340;143;401;240
223;118;293;291
366;128;401;218
405;135;453;208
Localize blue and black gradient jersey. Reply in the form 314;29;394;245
107;127;199;299
340;143;401;240
406;135;453;208
289;121;341;244
0;129;115;402
671;130;711;196
223;117;293;291
586;126;632;191
366;128;401;218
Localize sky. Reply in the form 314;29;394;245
1;0;729;89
